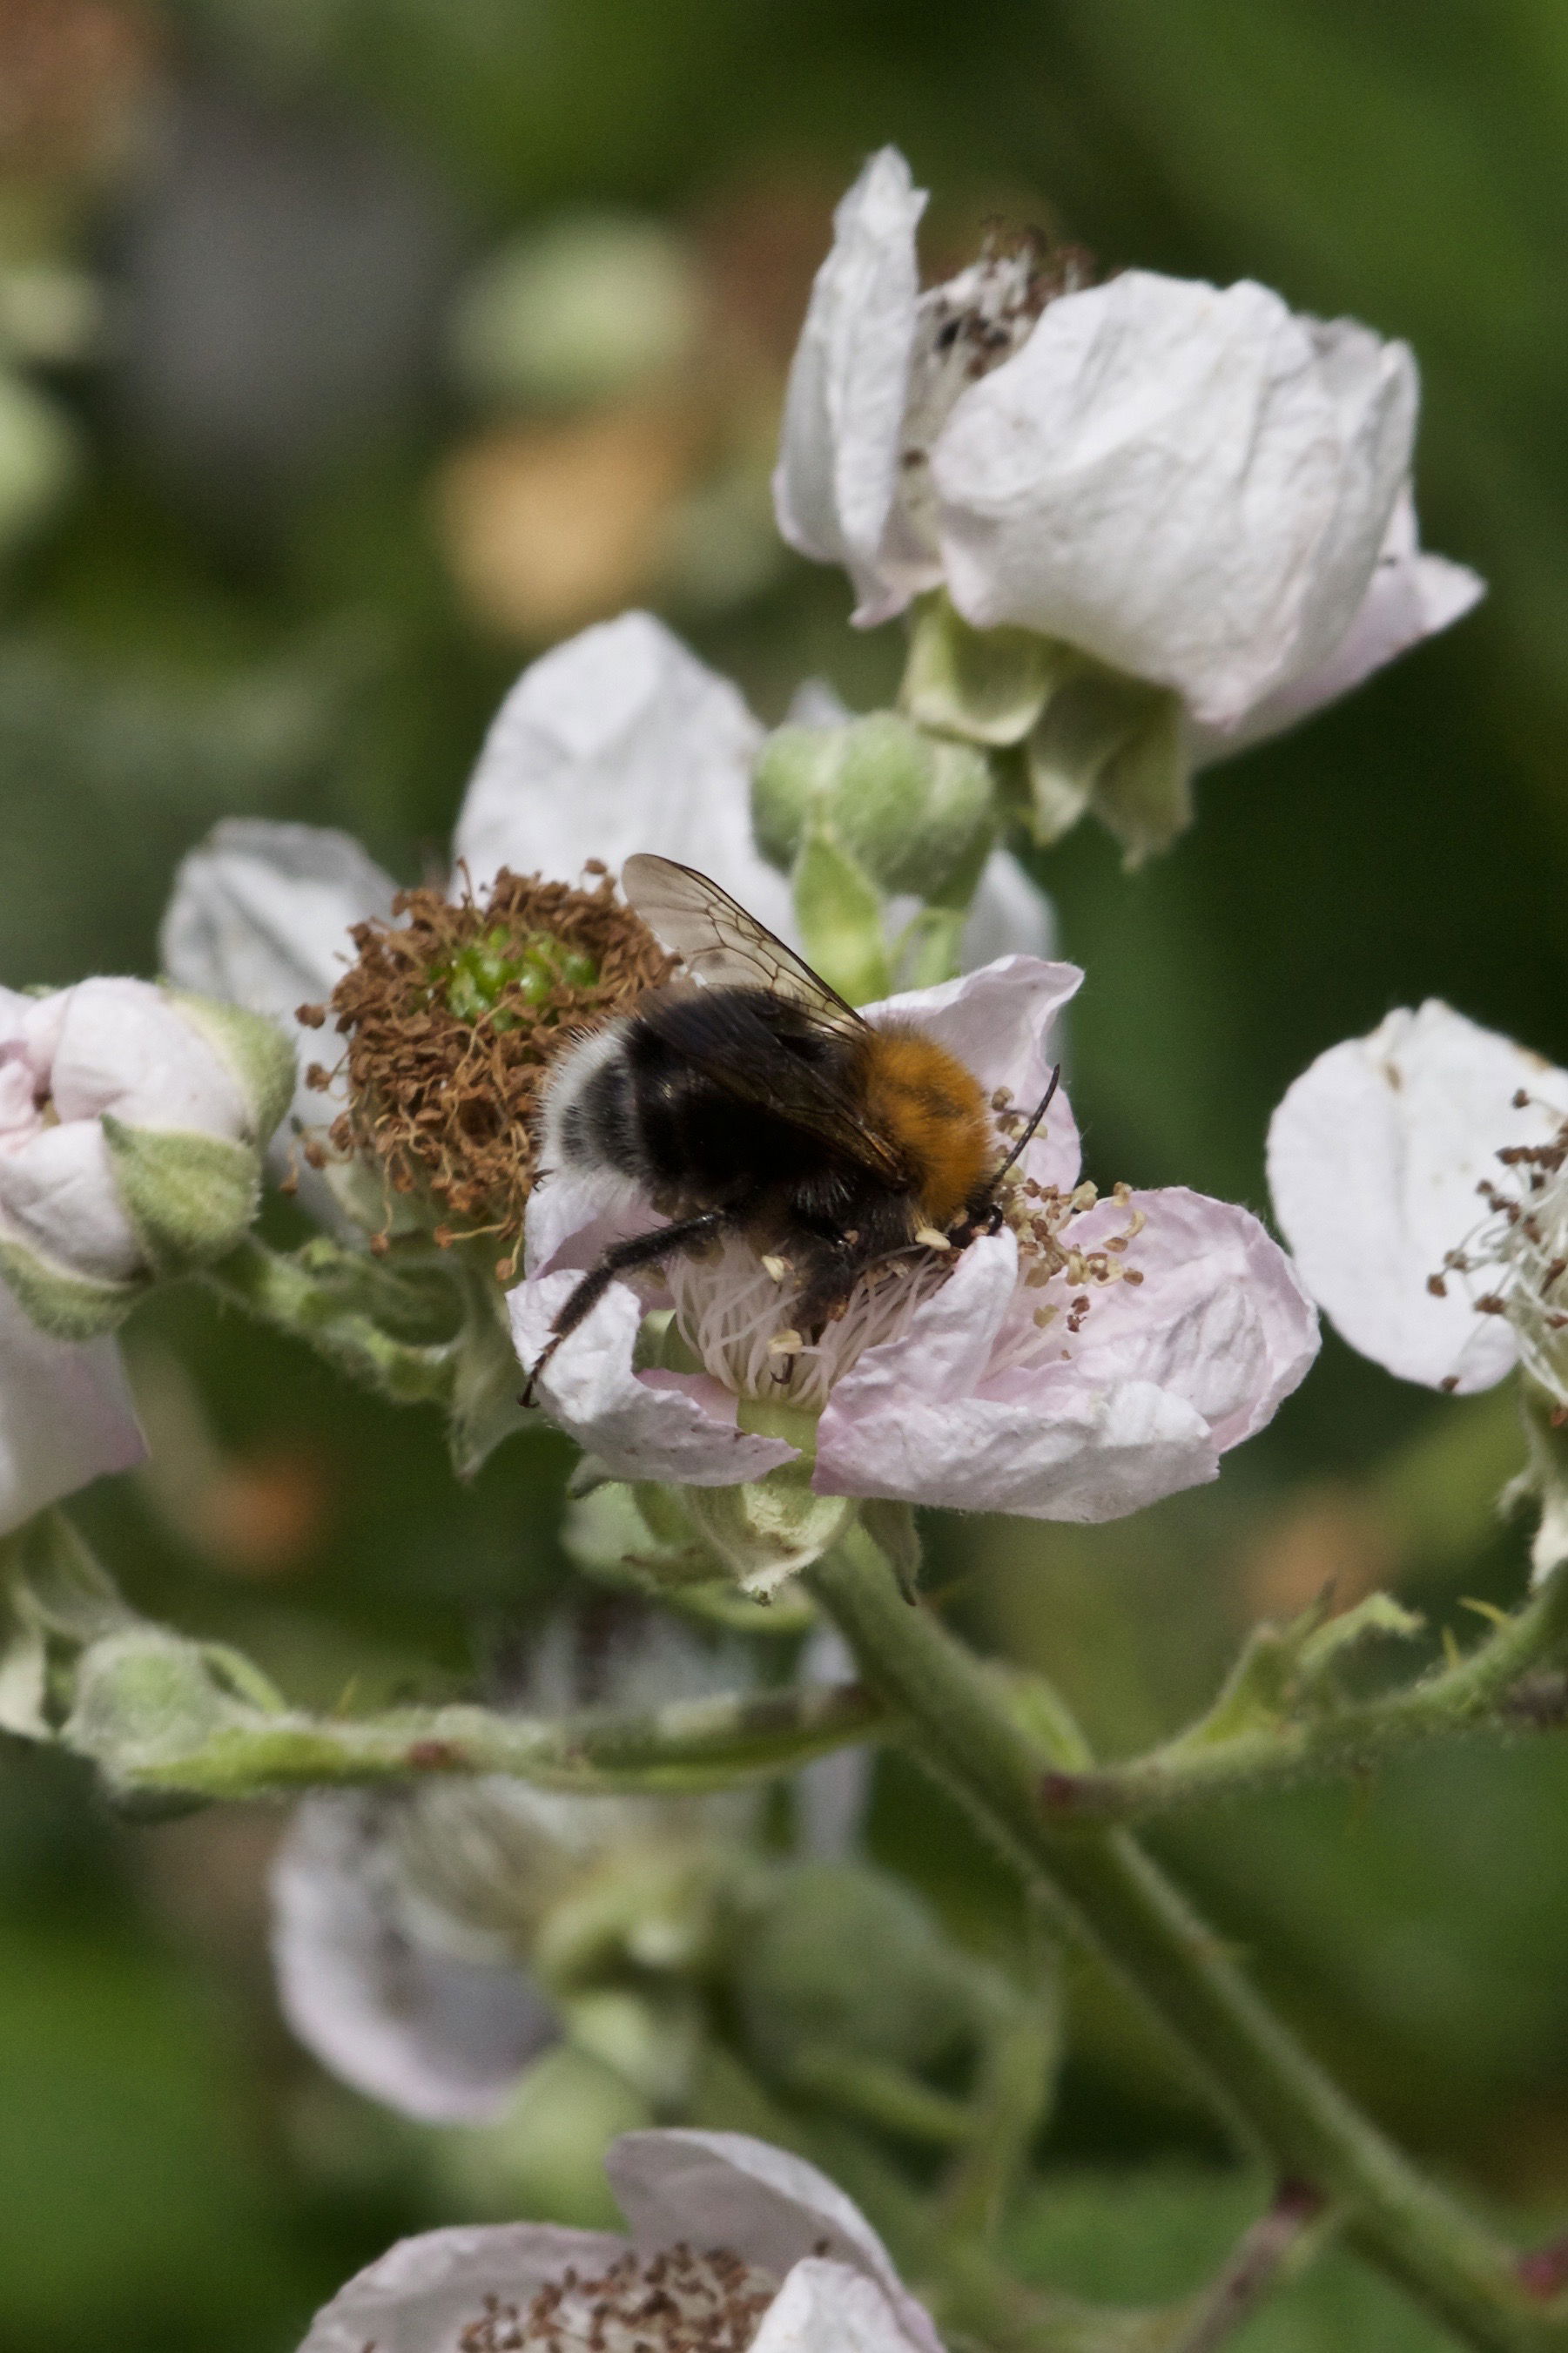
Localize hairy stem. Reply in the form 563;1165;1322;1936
1040;1565;1568;1826
73;1675;885;1802
808;1527;1568;2353
201;1235;458;1401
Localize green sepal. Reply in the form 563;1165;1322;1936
100;1117;260;1276
680;1452;856;1598
791;816;891;1008
0;1234;142;1338
1170;1588;1424;1754
165;988;297;1145
563;1480;818;1633
1026;664;1192;865
900;590;1067;746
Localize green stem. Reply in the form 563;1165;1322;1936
73;1676;885;1802
201;1235;457;1401
808;1527;1568;2353
1039;1567;1568;1827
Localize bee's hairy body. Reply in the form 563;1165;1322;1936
543;984;994;1330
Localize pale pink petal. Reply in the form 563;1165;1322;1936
752;2258;925;2353
295;2222;630;2353
867;955;1082;1190
0;1121;142;1283
933;273;1414;730
1267;1001;1557;1390
45;979;248;1139
818;1228;1238;1521
453;611;793;940
1061;1189;1320;1450
0;1292;143;1534
607;2130;944;2353
272;1795;558;2125
771;148;929;626
523;1168;661;1281
508;1272;797;1486
1195;485;1485;759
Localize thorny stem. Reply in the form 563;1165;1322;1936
74;1675;885;1803
808;1524;1568;2353
1039;1563;1568;1826
1166;2181;1330;2353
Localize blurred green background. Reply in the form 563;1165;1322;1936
3;1;1568;2345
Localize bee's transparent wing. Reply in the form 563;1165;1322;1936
622;854;865;1035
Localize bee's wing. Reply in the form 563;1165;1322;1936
622;855;865;1035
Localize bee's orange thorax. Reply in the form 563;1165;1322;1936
862;1027;993;1228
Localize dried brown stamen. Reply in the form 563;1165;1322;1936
309;866;672;1268
456;2243;779;2351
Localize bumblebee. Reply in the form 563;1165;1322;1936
526;855;1055;1390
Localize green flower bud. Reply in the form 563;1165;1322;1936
448;214;702;414
754;711;996;903
679;1453;856;1598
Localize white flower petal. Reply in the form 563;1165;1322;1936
159;818;396;1015
296;2222;630;2353
752;2257;924;2353
1266;1001;1559;1389
0;1291;142;1534
868;955;1081;1191
1062;1189;1320;1450
453;612;793;937
0;1121;142;1283
817;1231;1218;1520
523;1168;658;1281
509;1271;798;1486
606;2129;944;2353
1194;485;1485;759
46;978;248;1138
933;272;1415;729
771;148;929;625
272;1796;558;2125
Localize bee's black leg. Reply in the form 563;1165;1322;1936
521;1210;736;1406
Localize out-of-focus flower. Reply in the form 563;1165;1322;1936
775;145;1480;775
271;1608;863;2123
1268;1000;1568;1400
0;368;78;556
449;213;705;415
515;956;1317;1547
297;2126;943;2353
0;1287;142;1536
0;976;292;1334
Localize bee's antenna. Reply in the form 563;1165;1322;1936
993;1064;1060;1190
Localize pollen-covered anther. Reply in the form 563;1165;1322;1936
457;2242;780;2352
914;1224;953;1252
324;866;673;1265
1441;1112;1568;1407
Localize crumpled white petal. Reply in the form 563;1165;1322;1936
159;818;396;1020
509;1271;798;1486
297;2221;632;2353
751;2256;928;2353
771;148;928;625
608;2129;944;2353
1268;1001;1561;1390
47;978;250;1136
453;610;794;938
0;1287;143;1534
271;1794;560;2125
933;271;1417;730
1193;485;1485;760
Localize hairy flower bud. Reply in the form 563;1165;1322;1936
0;978;292;1336
753;710;994;904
